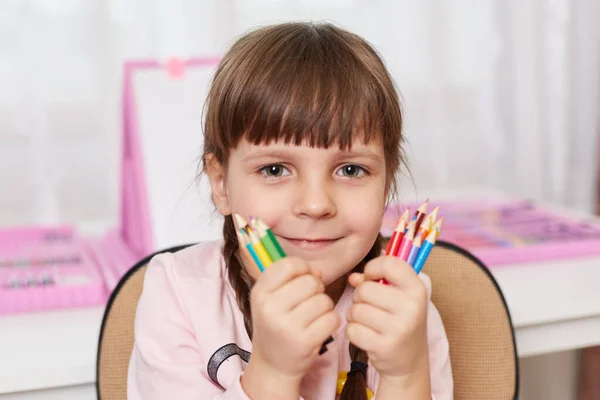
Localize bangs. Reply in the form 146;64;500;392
215;24;392;151
240;57;382;150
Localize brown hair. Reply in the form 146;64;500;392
201;22;405;399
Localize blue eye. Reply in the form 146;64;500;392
260;164;291;178
337;164;366;178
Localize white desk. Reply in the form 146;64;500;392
493;256;600;357
0;307;104;398
1;307;104;392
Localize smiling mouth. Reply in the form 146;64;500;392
279;237;341;250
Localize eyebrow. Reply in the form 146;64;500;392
242;148;384;163
241;149;295;162
338;149;384;162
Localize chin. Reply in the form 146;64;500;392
309;260;353;286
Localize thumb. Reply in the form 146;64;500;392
348;272;366;288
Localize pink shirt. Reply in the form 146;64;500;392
128;241;453;399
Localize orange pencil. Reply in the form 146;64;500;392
415;206;439;243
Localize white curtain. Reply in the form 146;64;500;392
1;0;599;231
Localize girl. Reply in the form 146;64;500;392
128;22;453;399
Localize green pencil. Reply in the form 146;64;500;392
250;218;285;261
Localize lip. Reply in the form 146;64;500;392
279;236;341;250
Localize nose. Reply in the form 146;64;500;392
292;177;337;220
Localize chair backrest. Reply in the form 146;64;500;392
96;245;189;400
96;242;518;400
422;241;519;400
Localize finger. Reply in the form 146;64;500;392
348;272;365;287
353;281;401;313
364;256;422;290
291;293;334;328
306;311;340;351
255;257;311;293
272;274;325;311
345;322;381;353
347;302;391;334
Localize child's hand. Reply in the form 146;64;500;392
346;256;431;389
242;257;340;397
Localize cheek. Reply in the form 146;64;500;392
340;184;387;231
350;205;386;237
225;175;285;224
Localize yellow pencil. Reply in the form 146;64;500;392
246;228;273;268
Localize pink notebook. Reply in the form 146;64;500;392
0;58;220;315
382;199;600;266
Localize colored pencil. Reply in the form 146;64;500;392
427;207;439;229
240;229;264;272
234;214;264;272
246;228;273;268
412;199;429;233
397;219;416;261
406;231;424;266
380;201;444;281
250;217;285;261
413;217;444;274
255;218;286;258
414;206;439;244
385;209;409;256
434;216;444;240
233;213;249;237
234;214;273;268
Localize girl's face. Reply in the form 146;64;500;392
208;137;388;288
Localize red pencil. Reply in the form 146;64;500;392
397;219;417;261
385;209;409;256
380;209;409;285
412;199;429;233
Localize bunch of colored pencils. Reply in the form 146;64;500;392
232;213;334;354
384;200;443;275
233;214;285;272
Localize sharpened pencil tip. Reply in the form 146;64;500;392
233;213;247;230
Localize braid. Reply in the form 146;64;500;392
222;215;254;338
340;233;385;400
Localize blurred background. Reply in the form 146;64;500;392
2;0;599;228
0;1;599;399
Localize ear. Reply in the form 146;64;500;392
205;154;232;216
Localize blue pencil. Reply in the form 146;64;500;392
413;217;443;274
241;229;264;272
413;238;434;274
